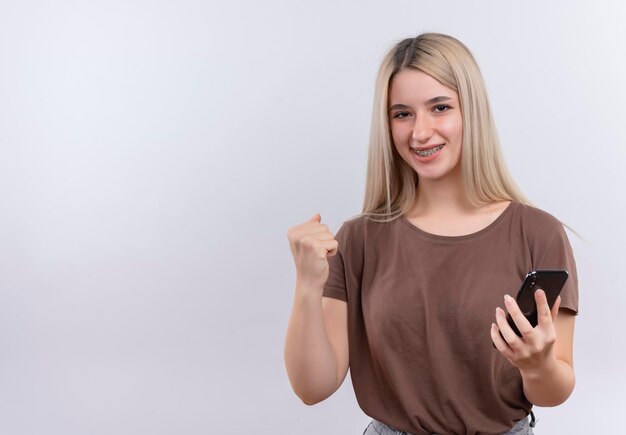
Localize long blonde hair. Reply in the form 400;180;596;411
359;33;531;222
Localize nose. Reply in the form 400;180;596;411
411;112;433;144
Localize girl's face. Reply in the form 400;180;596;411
388;69;463;182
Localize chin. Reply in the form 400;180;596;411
415;166;459;182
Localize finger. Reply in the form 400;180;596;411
303;236;337;254
495;306;521;347
309;225;332;236
490;323;514;359
289;222;329;241
310;231;335;241
535;289;553;329
323;240;339;256
503;294;534;337
301;221;328;233
297;233;335;254
310;213;321;222
551;295;562;321
316;240;339;258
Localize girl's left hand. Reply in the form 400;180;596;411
490;290;561;374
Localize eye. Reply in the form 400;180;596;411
433;104;451;113
392;111;411;119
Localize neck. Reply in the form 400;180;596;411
411;169;474;216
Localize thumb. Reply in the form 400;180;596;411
310;213;321;222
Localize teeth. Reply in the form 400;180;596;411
412;144;444;157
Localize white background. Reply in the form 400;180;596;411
0;1;624;433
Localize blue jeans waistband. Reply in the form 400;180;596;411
364;411;536;435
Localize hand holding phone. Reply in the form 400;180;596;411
495;269;568;346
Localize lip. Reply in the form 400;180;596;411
410;143;445;151
410;143;445;162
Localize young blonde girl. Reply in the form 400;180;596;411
285;33;578;435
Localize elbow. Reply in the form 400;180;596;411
552;385;577;407
532;396;571;407
294;381;337;405
550;372;576;406
530;377;576;407
300;396;321;406
286;378;332;406
297;391;330;406
531;396;568;408
287;371;339;406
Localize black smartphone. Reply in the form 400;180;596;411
504;269;569;337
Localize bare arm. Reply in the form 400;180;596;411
284;215;349;405
492;291;576;407
520;310;575;406
284;291;349;405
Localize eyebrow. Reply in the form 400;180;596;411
389;96;453;111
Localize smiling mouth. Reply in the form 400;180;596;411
411;144;445;157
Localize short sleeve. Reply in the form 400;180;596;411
531;219;579;315
322;223;349;302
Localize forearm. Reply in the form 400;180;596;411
284;284;338;405
521;357;575;407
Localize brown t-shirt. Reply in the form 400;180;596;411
323;202;579;435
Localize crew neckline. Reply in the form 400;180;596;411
399;201;516;242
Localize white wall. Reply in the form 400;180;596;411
0;1;623;433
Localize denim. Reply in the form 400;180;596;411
362;411;536;435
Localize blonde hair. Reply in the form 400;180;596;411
358;33;531;222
